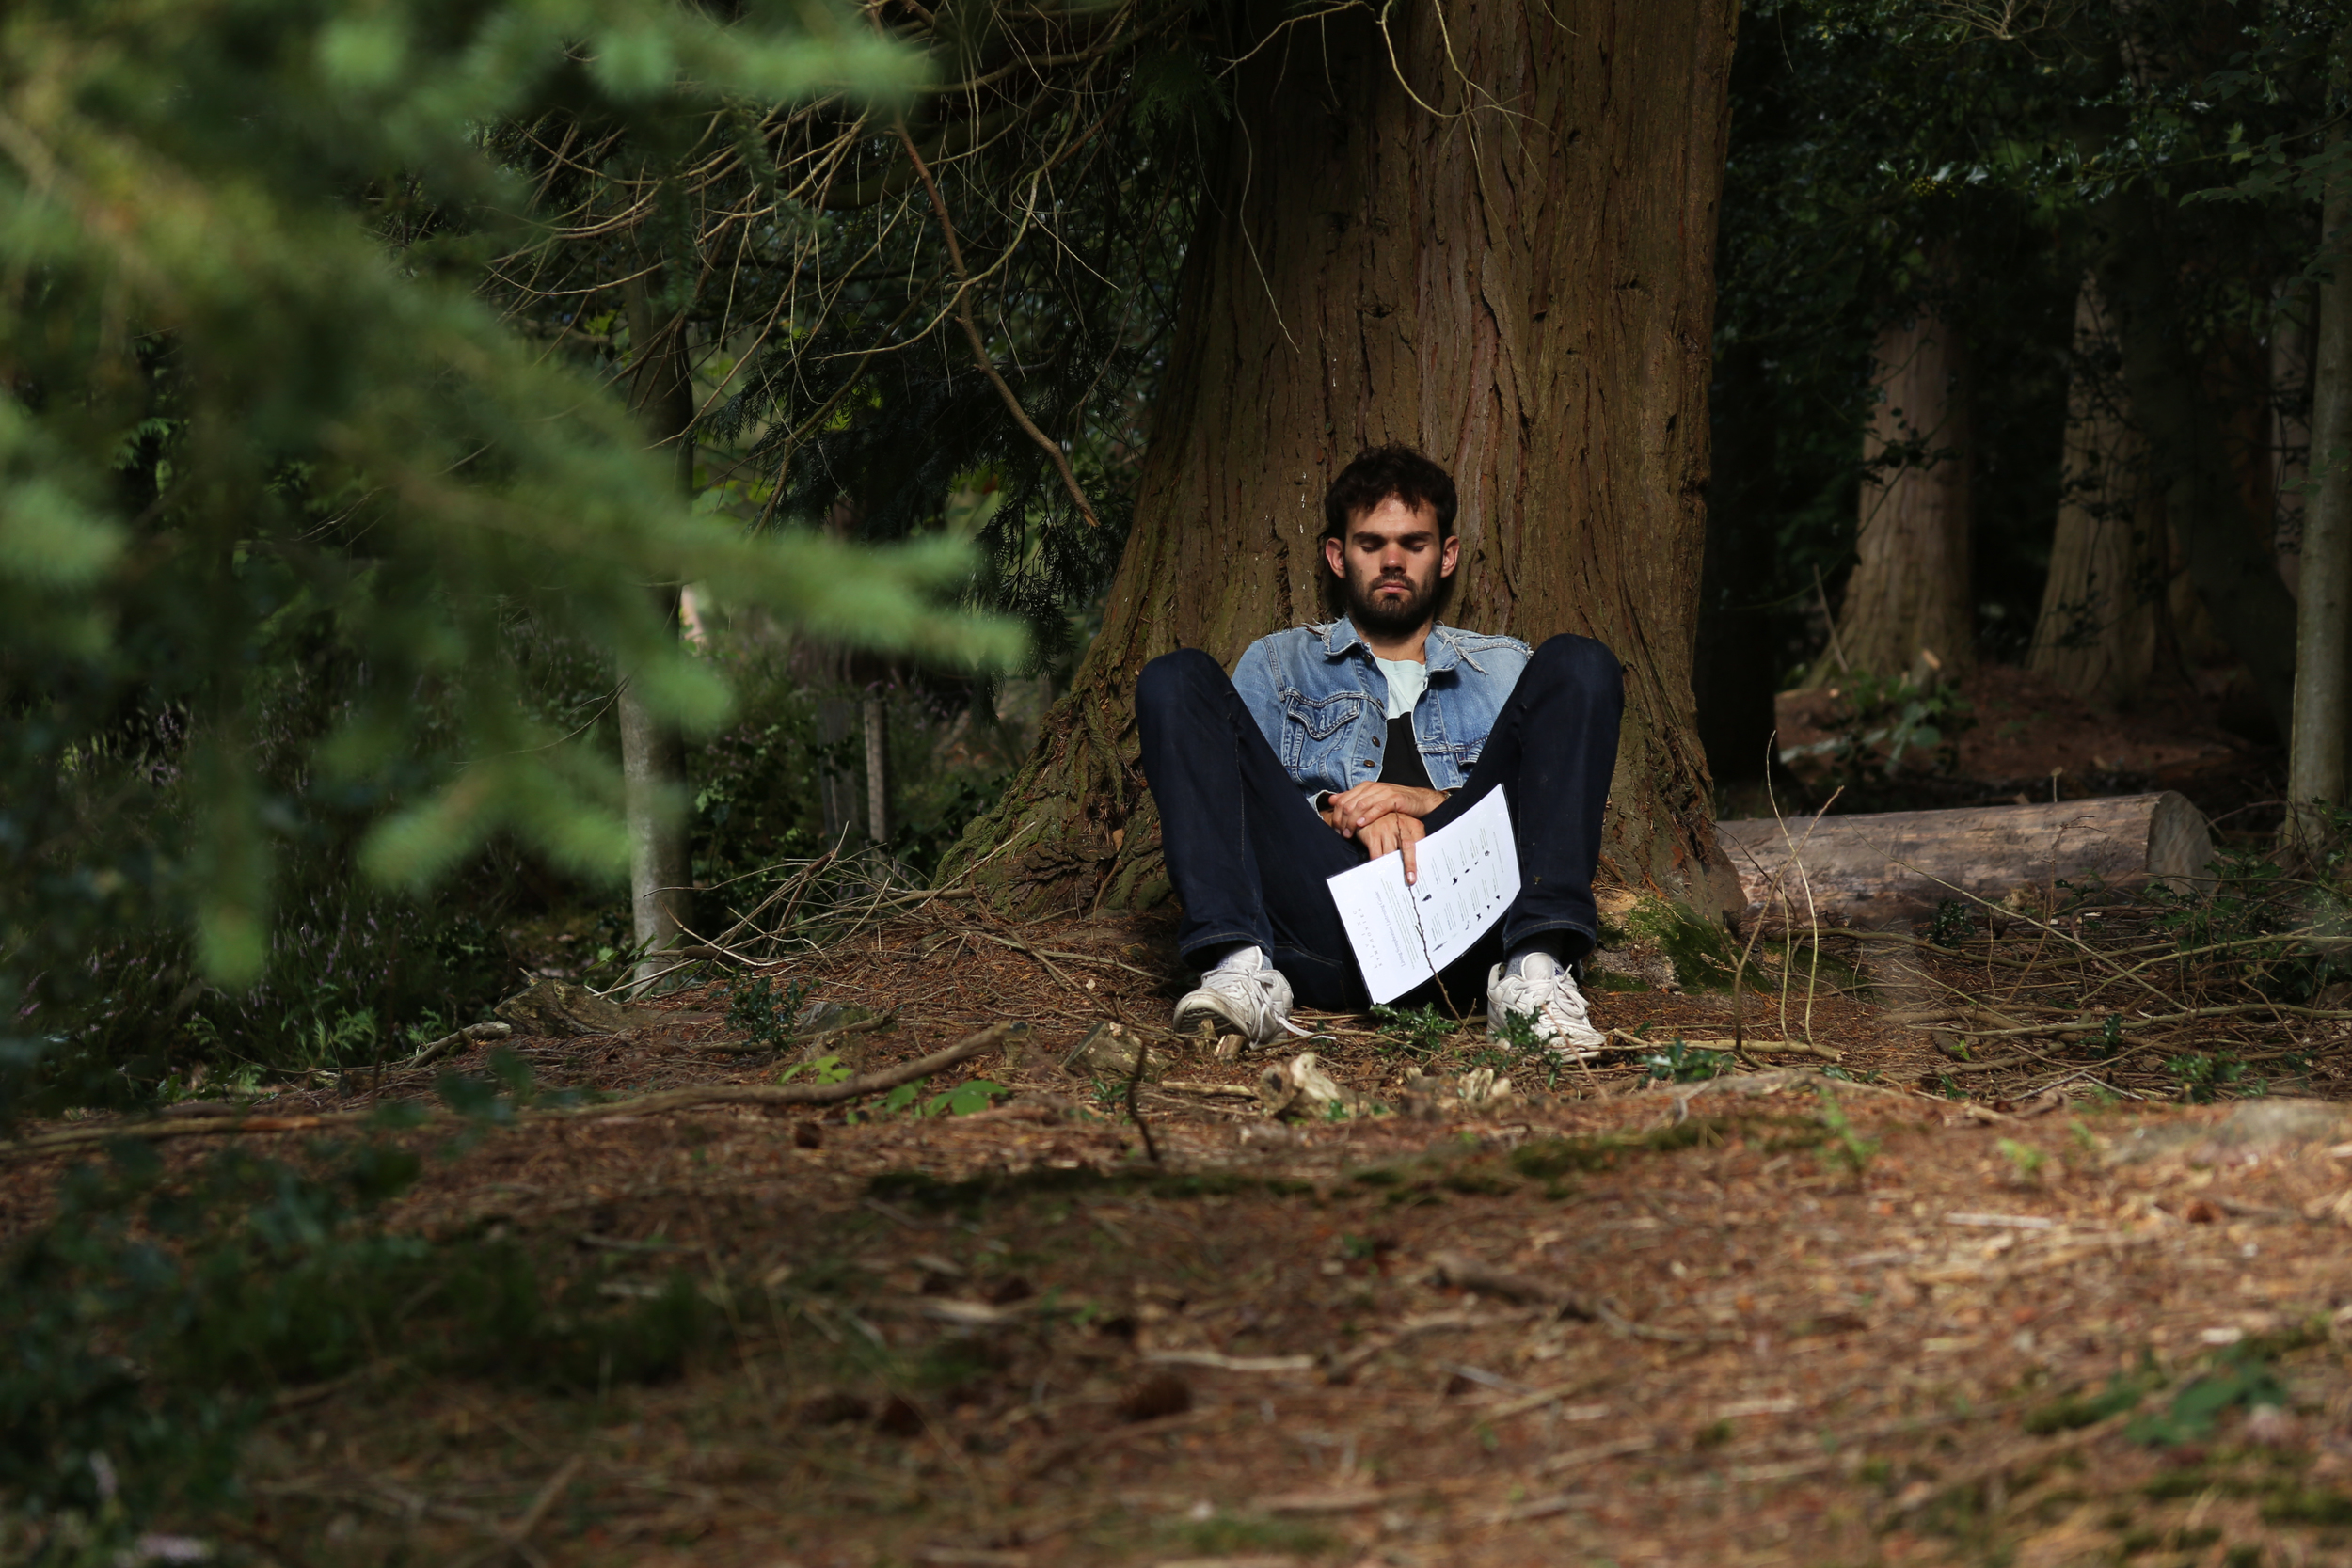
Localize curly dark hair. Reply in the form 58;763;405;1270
1316;444;1458;618
1319;444;1458;544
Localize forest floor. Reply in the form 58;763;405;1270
1766;664;2286;831
11;886;2352;1568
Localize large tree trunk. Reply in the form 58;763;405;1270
2270;284;2311;601
2093;188;2300;735
862;691;889;847
1814;308;1973;687
1693;340;1787;786
2290;110;2352;851
948;0;1742;918
2029;279;2173;706
620;277;695;990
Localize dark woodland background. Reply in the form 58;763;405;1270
6;0;2344;1096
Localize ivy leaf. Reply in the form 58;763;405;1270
929;1079;1008;1117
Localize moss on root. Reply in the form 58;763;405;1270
1593;891;1740;992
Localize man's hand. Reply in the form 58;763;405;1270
1357;812;1429;884
1324;783;1446;837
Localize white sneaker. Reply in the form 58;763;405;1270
1173;947;1301;1045
1486;952;1607;1057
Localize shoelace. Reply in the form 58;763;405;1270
1206;965;1311;1038
1223;973;1317;1034
1498;970;1593;1039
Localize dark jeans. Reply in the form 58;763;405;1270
1135;635;1624;1011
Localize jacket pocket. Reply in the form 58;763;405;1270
1279;689;1370;775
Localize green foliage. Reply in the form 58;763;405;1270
2;1132;738;1555
479;0;1221;678
1644;1038;1734;1084
1928;898;1977;948
1783;671;1975;781
881;1077;1009;1117
0;0;1021;1117
2263;1490;2352;1528
1506;1118;1727;1180
1707;0;2344;794
1165;1513;1336;1559
1995;1136;2047;1183
2145;832;2352;1008
932;1078;1009;1117
1470;1006;1564;1084
2126;1346;2288;1448
1371;1003;1460;1061
723;976;814;1053
690;652;1022;896
2164;1051;2250;1104
1487;1009;1548;1057
2023;1365;2165;1436
1706;0;2077;729
776;1053;853;1087
1816;1089;1880;1180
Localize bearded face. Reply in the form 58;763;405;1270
1343;545;1445;637
1324;495;1457;639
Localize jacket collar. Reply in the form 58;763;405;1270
1316;618;1467;673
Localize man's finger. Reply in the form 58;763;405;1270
1400;826;1419;885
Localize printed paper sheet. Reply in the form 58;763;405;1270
1326;788;1519;1005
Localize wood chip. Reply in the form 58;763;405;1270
1141;1350;1315;1373
1534;1434;1657;1474
1251;1485;1386;1514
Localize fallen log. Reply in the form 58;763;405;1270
1715;791;2214;927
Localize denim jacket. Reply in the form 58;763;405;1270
1231;619;1533;801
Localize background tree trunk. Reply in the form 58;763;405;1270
2094;187;2300;736
2290;110;2352;850
1815;308;1974;686
862;691;889;847
621;277;695;990
2269;285;2311;601
816;693;862;845
1693;339;1788;787
949;0;1742;918
2029;279;2173;706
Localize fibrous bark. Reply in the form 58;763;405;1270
862;691;889;846
1693;341;1787;784
621;276;695;989
2290;109;2352;850
2029;279;2173;706
2270;286;2311;602
817;694;861;844
948;0;1743;918
2093;188;2300;736
1816;308;1974;687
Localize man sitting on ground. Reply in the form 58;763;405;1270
1135;444;1623;1053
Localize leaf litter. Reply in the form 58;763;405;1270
7;892;2352;1566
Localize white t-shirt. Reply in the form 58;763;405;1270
1308;654;1431;813
1374;655;1428;720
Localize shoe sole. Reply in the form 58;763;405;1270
1172;995;1249;1040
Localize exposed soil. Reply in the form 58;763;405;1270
9;895;2352;1567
